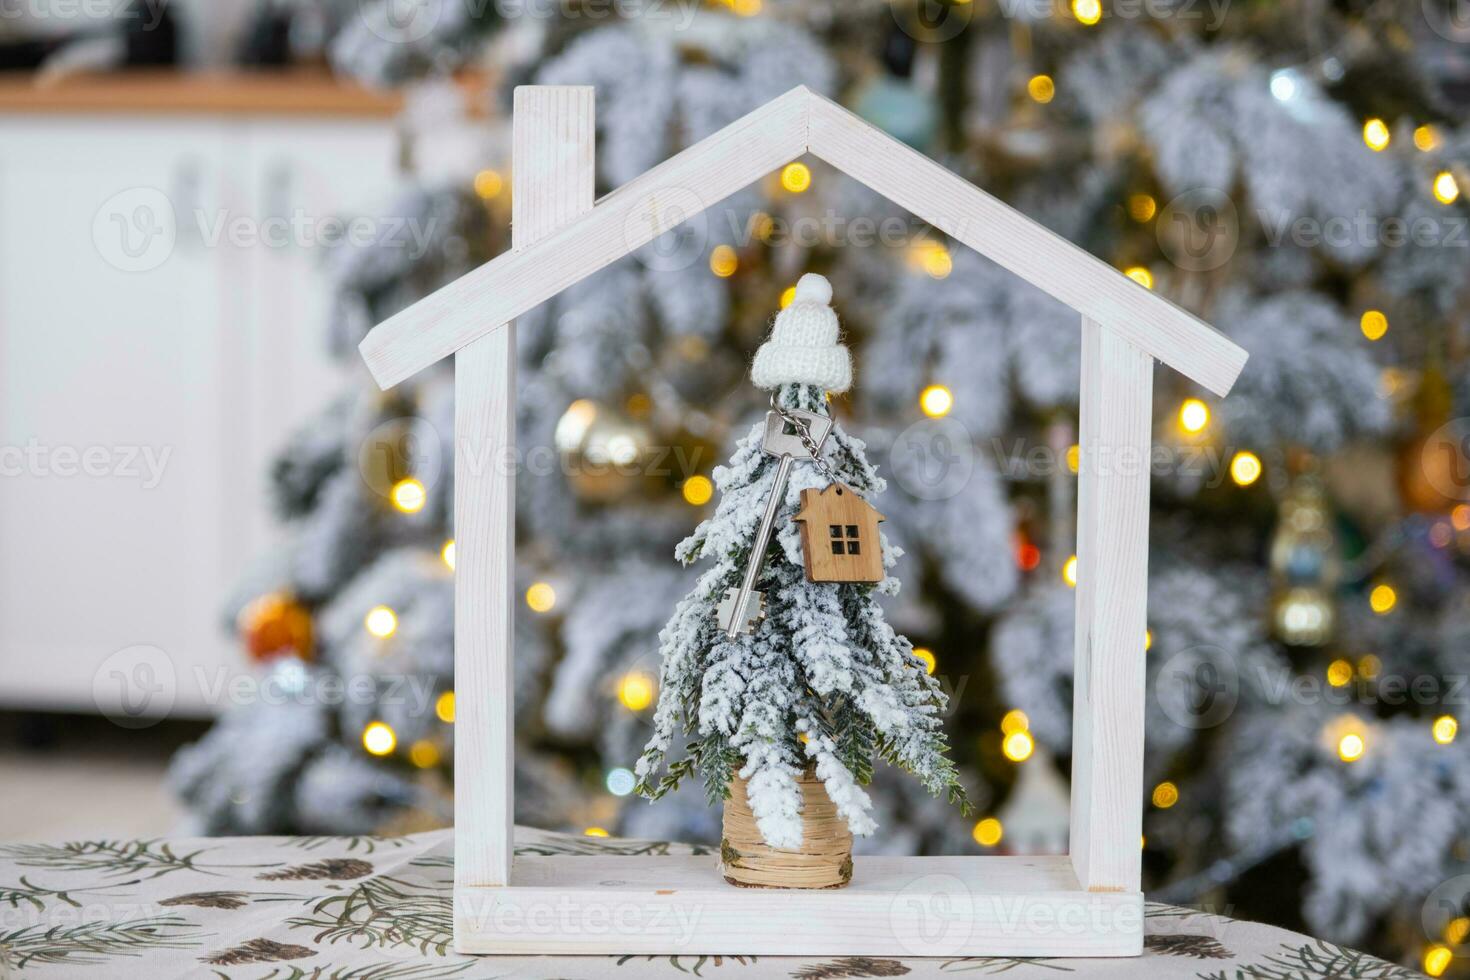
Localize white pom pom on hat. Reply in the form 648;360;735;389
750;273;852;393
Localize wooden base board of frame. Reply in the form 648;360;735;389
453;854;1143;956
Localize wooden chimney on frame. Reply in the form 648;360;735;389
358;85;1248;958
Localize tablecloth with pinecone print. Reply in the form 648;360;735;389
0;828;1420;978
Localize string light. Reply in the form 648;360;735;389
1433;715;1458;745
919;243;953;279
441;539;456;570
409;740;441;768
364;605;398;638
1124;266;1154;289
1358;654;1381;679
1230;451;1262;486
1447;917;1470;945
1145;629;1153;651
732;0;761;14
780;163;811;193
1360;310;1388;341
1071;0;1101;25
1434;171;1460;205
1362;118;1391;152
526;582;557;613
1454;505;1470;532
1066;444;1080;473
912;647;937;675
435;690;455;724
1002;730;1035;762
1062;554;1078;587
1337;731;1366;763
920;384;954;418
391;477;427;514
1000;709;1029;735
362;721;397;756
584;827;610;838
473;169;504;199
1269;70;1298;102
618;672;655;711
606;767;637;796
1027;74;1055;104
1424;944;1452;977
1128;194;1157;222
1152;781;1179;809
1014;535;1041;571
1179;399;1210;434
682;476;714;506
1369;583;1397;614
1326;659;1353;687
972;817;1004;846
1414;125;1440;151
709;245;738;278
779;285;797;309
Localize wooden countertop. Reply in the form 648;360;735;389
0;70;412;117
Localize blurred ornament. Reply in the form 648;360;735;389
1269;475;1341;646
237;592;313;663
554;399;653;502
1400;365;1467;513
996;746;1069;854
852;25;936;149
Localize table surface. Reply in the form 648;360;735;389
0;827;1417;978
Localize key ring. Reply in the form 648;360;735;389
770;392;839;483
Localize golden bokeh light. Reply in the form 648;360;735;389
920;384;954;419
972;817;1004;846
362;721;397;756
526;582;557;613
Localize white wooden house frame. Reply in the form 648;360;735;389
358;85;1248;958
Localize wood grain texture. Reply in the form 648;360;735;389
0;70;411;117
454;87;595;895
1069;318;1153;894
361;86;810;389
458;855;1142;955
805;93;1245;397
792;484;884;583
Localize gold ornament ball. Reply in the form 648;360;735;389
237;593;314;663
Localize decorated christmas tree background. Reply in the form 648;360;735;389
170;0;1470;971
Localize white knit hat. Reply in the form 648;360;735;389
750;273;852;393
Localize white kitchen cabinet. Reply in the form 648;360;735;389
0;97;400;718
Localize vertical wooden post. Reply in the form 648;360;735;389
1069;316;1153;894
455;86;595;891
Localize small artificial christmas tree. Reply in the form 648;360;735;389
635;274;969;875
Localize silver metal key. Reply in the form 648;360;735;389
717;407;833;637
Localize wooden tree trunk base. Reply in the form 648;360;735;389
720;770;853;889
